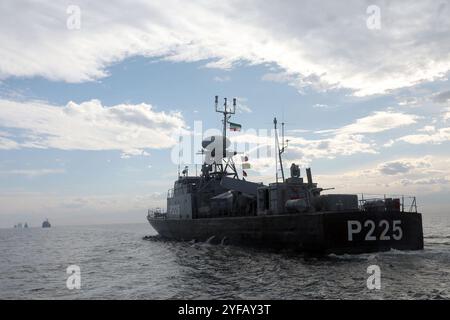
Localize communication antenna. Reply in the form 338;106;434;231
274;118;278;183
273;116;290;183
280;109;289;155
215;95;236;158
274;117;285;183
282;109;285;150
209;96;239;178
280;121;289;155
177;133;182;177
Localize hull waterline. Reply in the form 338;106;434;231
148;211;424;254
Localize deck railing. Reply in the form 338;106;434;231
359;194;417;213
147;208;167;219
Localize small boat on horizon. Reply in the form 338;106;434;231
42;219;51;228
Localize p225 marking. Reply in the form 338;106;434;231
347;220;403;241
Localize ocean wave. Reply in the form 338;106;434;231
2;223;449;299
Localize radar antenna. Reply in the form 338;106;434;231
215;95;236;158
202;96;239;178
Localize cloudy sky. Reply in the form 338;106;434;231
0;0;449;227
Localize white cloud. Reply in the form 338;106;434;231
397;97;420;107
397;127;450;144
402;177;450;186
230;132;374;171
432;90;450;104
326;111;418;135
0;131;19;150
0;99;186;154
378;161;413;175
213;75;231;82
418;125;436;133
317;155;450;195
444;108;450;121
0;168;65;177
288;133;376;161
383;139;395;147
313;103;334;109
378;158;431;175
0;1;449;96
235;97;252;113
393;89;450;119
228;110;420;168
120;149;150;159
287;129;310;134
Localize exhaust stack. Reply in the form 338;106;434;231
306;168;313;187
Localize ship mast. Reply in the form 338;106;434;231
274;117;288;183
215;96;236;158
211;95;239;178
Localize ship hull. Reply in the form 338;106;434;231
148;211;424;254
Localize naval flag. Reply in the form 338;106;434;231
229;122;242;131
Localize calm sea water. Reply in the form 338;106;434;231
0;215;449;299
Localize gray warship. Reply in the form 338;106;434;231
42;219;51;228
147;96;424;254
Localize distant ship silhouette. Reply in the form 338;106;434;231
14;222;29;228
42;219;51;228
